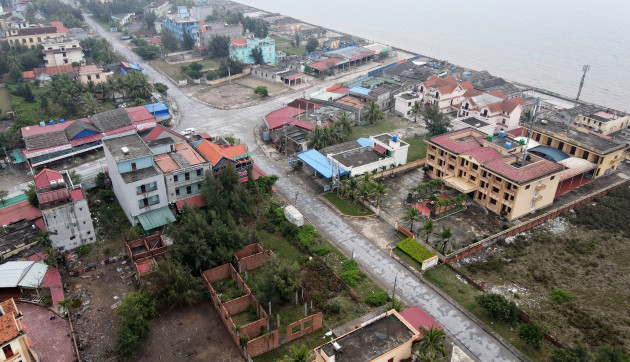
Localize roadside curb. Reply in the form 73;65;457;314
389;253;531;362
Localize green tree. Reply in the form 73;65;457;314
256;255;303;304
69;170;82;185
305;38;319;53
373;182;389;206
24;183;38;206
251;46;264;64
364;101;385;124
8;62;23;82
0;189;8;205
82;93;100;115
281;344;312;362
182;31;195;50
160;29;179;52
293;32;301;48
113;292;156;359
595;345;630;362
414;326;447;360
336;111;353;136
550;344;590;362
410;101;422;122
143;11;157;30
154;82;168;93
518;322;543;347
207;35;230;58
475;293;519;323
254;85;268;97
438;226;452;254
421;219;435;243
95;172;109;189
134;44;160;59
148;257;204;308
421;104;451;135
402;207;420;231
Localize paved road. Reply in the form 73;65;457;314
51;15;521;361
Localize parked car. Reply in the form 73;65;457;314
180;128;195;136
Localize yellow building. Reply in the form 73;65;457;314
0;299;36;362
314;310;419;362
5;25;66;49
574;111;630;136
78;65;108;84
523;120;626;178
425;128;565;220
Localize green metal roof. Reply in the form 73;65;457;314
137;206;176;230
0;194;28;209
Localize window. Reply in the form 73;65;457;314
29;38;33;43
185;172;190;181
531;202;536;210
492;187;499;193
87;231;91;235
131;162;137;171
186;186;192;194
570;146;576;155
538;180;542;186
70;236;76;240
87;75;92;80
174;175;178;182
176;189;180;196
525;185;530;189
550;176;555;180
3;344;15;358
582;151;589;160
490;198;497;205
534;191;539;197
96;74;100;79
196;169;202;176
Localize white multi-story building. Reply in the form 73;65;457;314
34;168;96;251
394;91;422;118
103;133;174;230
144;0;171;18
42;36;84;67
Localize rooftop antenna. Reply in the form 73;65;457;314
521;98;541;167
573;65;590;108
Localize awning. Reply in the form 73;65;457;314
374;144;387;155
442;176;479;193
556;157;596;181
137;207;176;230
296;149;349;179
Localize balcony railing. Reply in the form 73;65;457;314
535;184;546;191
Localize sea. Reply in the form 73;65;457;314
236;0;630;112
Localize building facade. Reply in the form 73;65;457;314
229;37;276;65
190;5;213;21
161;7;198;41
42;36;84;67
394;91;421;118
78;65;108;84
197;22;243;49
195;140;253;181
103;133;173;229
0;299;35;362
425;128;565;220
5;25;67;49
574;111;630;136
143;0;171;18
34;168;96;251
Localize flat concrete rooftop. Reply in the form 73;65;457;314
535;120;625;154
332;146;385;168
103;133;152;162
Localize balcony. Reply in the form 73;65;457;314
502;198;513;207
532;195;543;202
535;184;546;191
504;188;515;196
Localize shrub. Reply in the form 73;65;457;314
312;246;331;256
297;225;318;250
365;291;389;306
325;302;341;314
76;244;92;257
340;259;362;286
551;289;574;304
518;322;543;347
475;293;519;323
550;344;589;362
397;238;435;263
98;189;114;202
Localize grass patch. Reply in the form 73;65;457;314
198;59;221;71
397;238;435;262
257;230;303;263
0;87;13;119
276;43;307;56
150;59;186;82
424;266;551;361
352;116;409;140
393;247;424;271
323;193;374;217
405;135;427;162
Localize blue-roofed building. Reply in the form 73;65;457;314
145;103;169;119
296;149;349;179
348;87;370;96
161;6;198;42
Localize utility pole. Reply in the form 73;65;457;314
521;98;541;167
227;66;231;84
574;65;590;108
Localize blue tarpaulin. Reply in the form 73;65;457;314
356;138;373;147
297;150;349;179
348;87;370;96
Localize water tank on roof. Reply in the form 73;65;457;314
39;121;45;127
60;119;65;123
50;179;57;187
499;130;505;138
392;135;398;142
519;139;526;146
451;67;456;71
466;73;471;76
49;120;54;125
505;142;512;150
487;134;493;142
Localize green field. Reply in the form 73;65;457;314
352;116;409;140
405;135;427;162
150;59;186;82
323;193;374;217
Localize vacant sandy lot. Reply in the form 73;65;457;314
193;77;292;109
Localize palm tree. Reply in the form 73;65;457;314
364;101;385;125
344;176;360;201
410;101;422;123
403;207;420;231
373;182;389;206
95;82;110;100
390;163;397;176
82;93;100;115
414;326;447;360
438;226;453;255
421;219;435;243
107;76;119;100
307;126;325;149
336;111;353;136
86;80;97;95
281;344;312;362
357;181;373;205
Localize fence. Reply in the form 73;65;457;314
286;313;323;342
207;68;251;86
444;177;630;262
233;243;273;272
372;158;426;180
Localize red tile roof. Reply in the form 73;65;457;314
423;76;458;88
488;90;506;99
70;189;85;202
126;105;154;124
329;86;349;94
144;125;186;141
22;70;35;79
483;153;564;183
34;168;63;189
264;106;306;130
290;120;315;131
428;128;485;154
459;81;474;90
399;306;441;338
230;38;247;50
486;98;523;114
37;188;71;205
196;140;248;165
463;147;503;163
153;153;180;172
0;299;20;345
175;195;206;211
309;58;344;71
0;201;43;225
463;88;483;98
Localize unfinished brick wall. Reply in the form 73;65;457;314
246;331;279;358
223;294;252;316
286;313;323;342
233;243;262;260
239;250;273;271
397;223;415;240
203;264;231;284
240;318;266;339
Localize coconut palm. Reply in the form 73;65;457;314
307;126;326;149
281;344;312;362
373;182;390;206
403;207;420;231
343;176;360;201
438;226;453;255
421;219;435;243
95;82;110;100
414;326;447;360
410;101;422;123
364;101;385;125
357;181;373;204
336;111;353;136
82;94;100;115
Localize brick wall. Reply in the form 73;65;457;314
397;223;415;239
246;331;279;358
203;264;230;284
239;250;272;271
223;294;252;316
233;243;262;260
240;318;265;339
286;313;323;342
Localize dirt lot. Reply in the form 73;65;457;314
454;191;630;357
193;76;292;109
134;302;243;362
